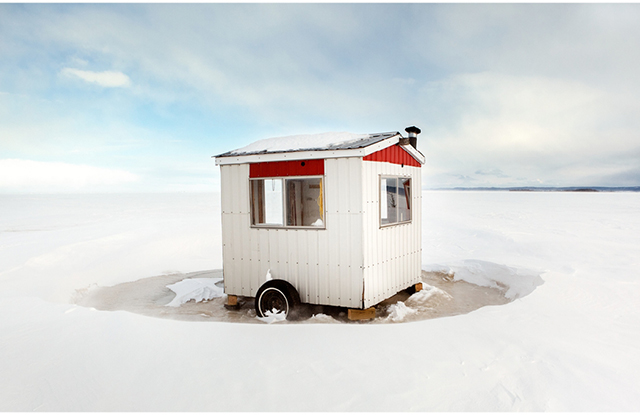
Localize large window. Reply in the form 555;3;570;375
251;177;324;228
381;176;411;226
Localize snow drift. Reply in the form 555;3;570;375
165;277;225;307
426;259;544;300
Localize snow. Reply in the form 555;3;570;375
227;131;369;155
403;283;452;311
256;309;287;324
426;259;544;299
308;313;340;324
383;284;454;323
165;277;224;307
1;191;640;410
385;300;418;322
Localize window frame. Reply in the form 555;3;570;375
249;175;326;230
379;175;412;228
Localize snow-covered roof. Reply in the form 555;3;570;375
216;131;400;158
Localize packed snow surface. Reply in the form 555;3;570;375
1;191;640;411
227;131;369;154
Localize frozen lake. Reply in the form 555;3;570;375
1;191;639;410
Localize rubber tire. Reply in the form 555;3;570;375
255;280;301;321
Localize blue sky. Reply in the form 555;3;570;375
1;3;640;192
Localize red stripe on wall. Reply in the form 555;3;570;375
363;145;421;167
249;159;325;178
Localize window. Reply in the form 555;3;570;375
251;177;324;228
380;176;411;226
251;178;283;226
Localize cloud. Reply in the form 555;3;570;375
418;71;640;186
0;159;138;192
3;4;640;189
60;68;131;88
12;5;414;126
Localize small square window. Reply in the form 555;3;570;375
251;178;283;226
380;176;411;226
251;177;324;228
286;178;324;227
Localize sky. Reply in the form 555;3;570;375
1;3;640;192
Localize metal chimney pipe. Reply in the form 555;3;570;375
405;126;421;149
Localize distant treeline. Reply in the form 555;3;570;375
425;186;640;192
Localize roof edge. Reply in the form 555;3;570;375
214;133;404;165
214;131;401;159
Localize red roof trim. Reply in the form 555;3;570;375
363;145;421;167
249;159;325;178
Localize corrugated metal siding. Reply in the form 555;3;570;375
220;164;251;297
220;158;364;308
361;161;422;308
249;159;324;178
363;144;421;167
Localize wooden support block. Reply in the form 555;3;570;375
224;295;241;311
414;282;423;292
348;307;376;321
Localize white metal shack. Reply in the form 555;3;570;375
214;126;425;314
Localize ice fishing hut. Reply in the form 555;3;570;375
214;126;425;320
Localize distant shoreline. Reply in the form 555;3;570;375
2;187;640;196
425;186;640;192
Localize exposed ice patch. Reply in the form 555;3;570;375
76;264;542;324
165;277;225;307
